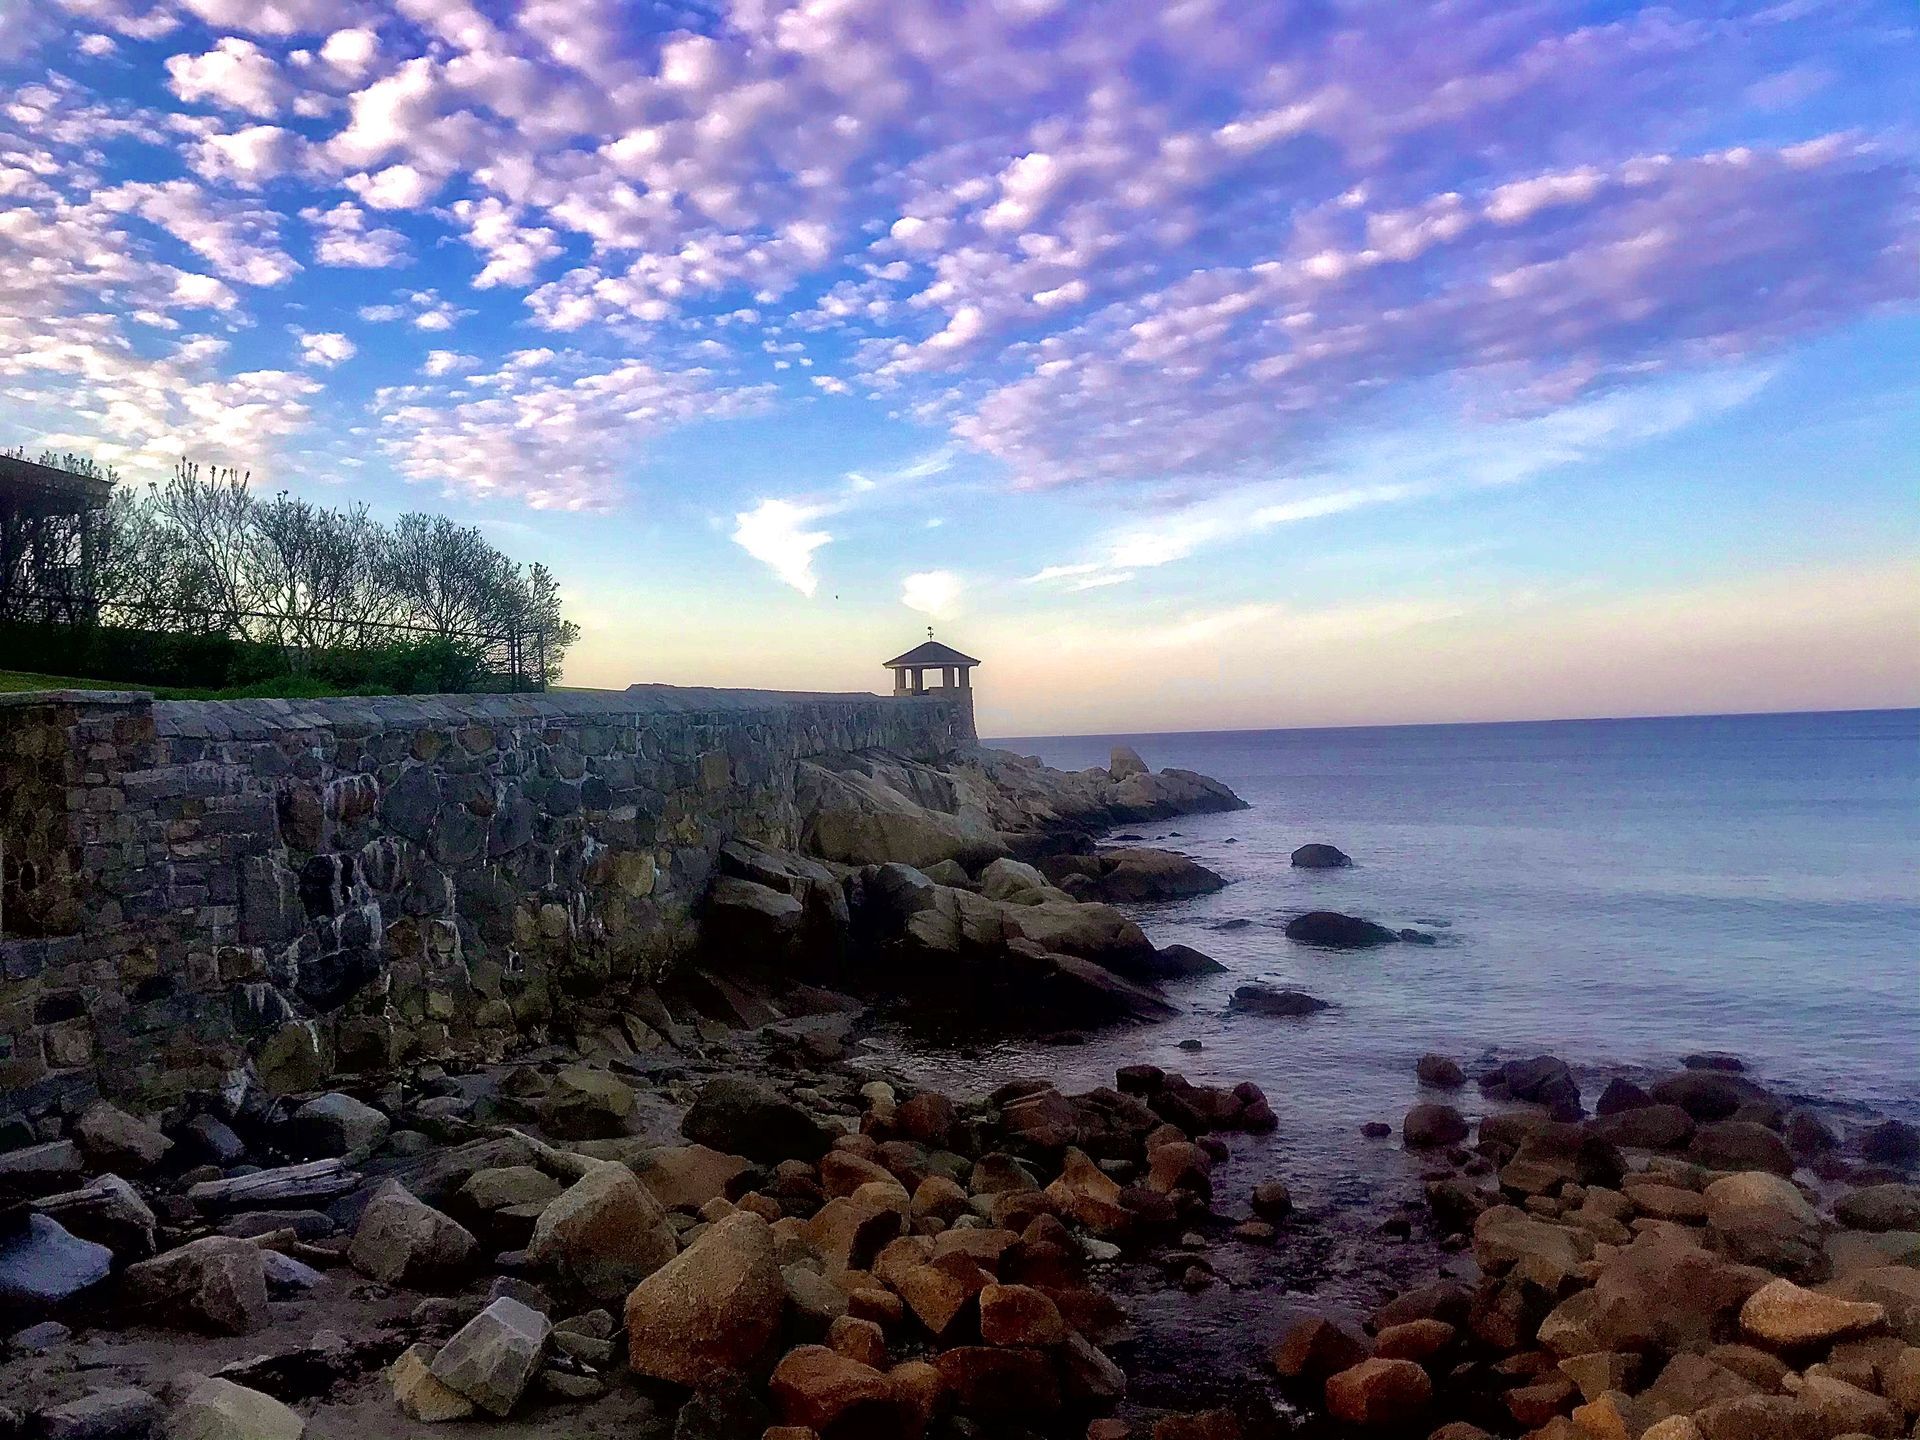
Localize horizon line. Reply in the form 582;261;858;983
984;702;1920;744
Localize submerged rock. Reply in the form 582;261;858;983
1284;911;1401;948
1229;985;1330;1017
1290;843;1352;868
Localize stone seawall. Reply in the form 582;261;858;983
0;685;971;1108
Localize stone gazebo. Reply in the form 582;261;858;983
883;637;980;697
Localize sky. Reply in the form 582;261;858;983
1;0;1916;736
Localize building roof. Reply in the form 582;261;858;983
883;639;982;669
0;453;114;513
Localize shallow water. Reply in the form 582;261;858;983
871;708;1920;1384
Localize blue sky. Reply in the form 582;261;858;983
2;0;1916;732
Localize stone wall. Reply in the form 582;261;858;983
0;685;971;1108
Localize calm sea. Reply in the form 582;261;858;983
971;708;1920;1126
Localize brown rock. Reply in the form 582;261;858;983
1046;1148;1131;1234
631;1144;752;1211
1372;1319;1454;1364
897;1253;989;1338
770;1345;904;1433
625;1211;785;1386
827;1314;888;1370
1739;1277;1885;1350
1152;1412;1242;1440
979;1283;1068;1347
1271;1315;1372;1380
1691;1120;1795;1177
1324;1357;1433;1428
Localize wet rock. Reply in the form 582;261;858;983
123;1236;268;1335
1251;1182;1293;1222
682;1077;835;1164
289;1093;389;1158
1836;1183;1920;1232
430;1295;549;1417
1046;1148;1130;1235
73;1103;171;1173
1284;911;1400;948
1229;985;1329;1017
1591;1103;1695;1151
39;1385;161;1440
1739;1277;1885;1350
1403;1104;1469;1148
1500;1122;1625;1194
1783;1108;1838;1157
1862;1119;1920;1170
1691;1120;1795;1177
1141;943;1228;978
0;1214;112;1316
1650;1070;1763;1123
1290;843;1352;868
1417;1054;1465;1089
347;1180;477;1286
165;1378;303;1440
1324;1357;1433;1428
1499;1055;1582;1115
1595;1078;1652;1115
625;1212;784;1387
528;1163;679;1304
1081;848;1228;903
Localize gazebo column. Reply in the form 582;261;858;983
959;667;970;689
893;668;908;695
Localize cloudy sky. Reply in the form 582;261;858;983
3;0;1916;734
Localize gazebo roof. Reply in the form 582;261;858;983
0;453;113;514
883;640;981;669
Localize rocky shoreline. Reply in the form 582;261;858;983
2;743;1917;1440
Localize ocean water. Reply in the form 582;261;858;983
980;708;1919;1118
870;709;1919;1389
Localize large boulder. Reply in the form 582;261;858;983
979;857;1051;901
166;1378;304;1440
625;1211;785;1386
1583;1228;1770;1353
1404;1104;1469;1149
1109;746;1149;781
1740;1278;1885;1350
1284;911;1400;948
1080;847;1227;902
122;1236;268;1334
430;1295;550;1417
1003;900;1156;974
347;1180;477;1286
681;1078;836;1164
1324;1358;1433;1428
527;1163;678;1304
1691;1121;1795;1177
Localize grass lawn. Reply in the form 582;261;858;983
0;669;371;700
0;669;137;694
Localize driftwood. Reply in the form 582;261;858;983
186;1158;360;1213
